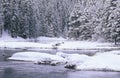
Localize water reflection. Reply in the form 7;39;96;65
0;50;5;61
2;68;68;78
0;62;69;78
68;71;120;78
3;68;15;78
0;49;25;61
1;65;120;78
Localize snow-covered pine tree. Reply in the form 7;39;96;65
92;0;111;41
0;0;4;37
68;0;98;40
68;0;120;43
26;1;36;38
3;0;12;34
16;0;36;39
104;0;120;44
10;0;19;38
32;0;73;38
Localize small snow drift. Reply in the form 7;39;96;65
8;52;66;65
56;52;90;69
76;53;120;72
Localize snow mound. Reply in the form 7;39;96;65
56;52;90;68
8;52;66;65
76;53;120;72
56;52;90;64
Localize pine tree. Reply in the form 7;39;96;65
104;0;120;44
68;0;96;40
0;0;4;37
3;0;12;34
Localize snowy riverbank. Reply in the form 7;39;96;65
0;36;119;51
1;36;120;72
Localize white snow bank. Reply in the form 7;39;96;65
8;51;120;71
0;33;118;50
0;36;66;49
76;53;120;71
56;52;90;68
58;41;115;50
57;51;120;71
0;35;26;42
0;33;66;42
0;32;26;42
8;52;66;65
0;42;52;49
109;50;120;55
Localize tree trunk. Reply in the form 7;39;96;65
114;36;117;45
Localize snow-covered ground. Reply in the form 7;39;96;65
0;41;52;49
76;53;120;72
8;50;120;72
58;51;120;72
56;52;90;65
58;41;118;50
0;34;119;50
0;34;65;49
37;36;66;43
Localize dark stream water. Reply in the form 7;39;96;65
0;49;120;78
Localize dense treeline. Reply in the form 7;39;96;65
68;0;120;44
0;0;120;44
0;0;75;38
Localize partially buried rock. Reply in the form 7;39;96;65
65;64;76;69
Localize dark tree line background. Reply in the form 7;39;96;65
0;0;120;44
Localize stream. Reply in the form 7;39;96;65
0;49;120;78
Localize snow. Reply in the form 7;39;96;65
37;36;66;43
56;52;90;69
1;40;115;50
0;42;52;49
1;34;120;71
8;50;120;72
0;34;66;49
76;53;120;71
56;51;120;72
0;33;118;50
56;52;90;65
99;50;120;55
8;52;67;65
0;32;26;42
58;41;116;50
